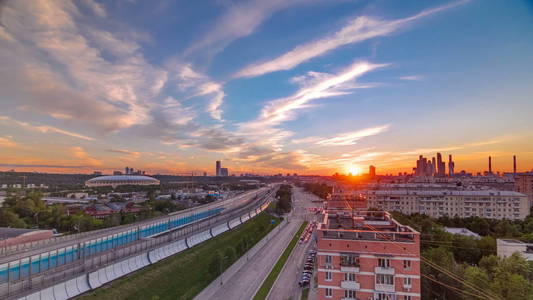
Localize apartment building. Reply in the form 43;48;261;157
515;173;533;206
360;190;529;220
317;210;420;300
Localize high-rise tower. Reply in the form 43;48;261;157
448;154;455;176
216;160;221;176
436;153;445;176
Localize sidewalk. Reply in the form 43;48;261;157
267;188;319;300
194;216;302;300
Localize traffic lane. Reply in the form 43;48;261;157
0;187;273;263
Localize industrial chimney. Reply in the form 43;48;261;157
513;155;517;174
488;156;492;174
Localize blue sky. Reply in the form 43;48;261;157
0;0;532;175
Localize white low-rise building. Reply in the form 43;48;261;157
357;189;529;220
497;239;533;261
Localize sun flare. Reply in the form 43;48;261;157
345;165;362;175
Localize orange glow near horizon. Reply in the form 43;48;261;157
345;165;362;176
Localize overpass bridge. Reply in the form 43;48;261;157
1;185;278;299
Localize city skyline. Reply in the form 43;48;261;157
1;0;532;175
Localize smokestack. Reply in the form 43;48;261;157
488;156;492;174
513;155;517;174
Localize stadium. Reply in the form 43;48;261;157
85;175;160;187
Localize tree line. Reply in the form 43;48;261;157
392;211;533;299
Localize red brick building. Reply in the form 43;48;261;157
316;210;420;300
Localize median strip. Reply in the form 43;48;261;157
253;221;308;300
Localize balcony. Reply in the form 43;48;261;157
341;281;360;290
375;266;395;275
340;262;360;273
375;283;395;292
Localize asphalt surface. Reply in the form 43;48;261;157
0;187;272;264
197;187;322;300
267;188;321;300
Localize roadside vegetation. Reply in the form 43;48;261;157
274;184;292;214
301;183;331;200
392;211;533;299
78;211;281;300
0;190;189;233
253;221;308;300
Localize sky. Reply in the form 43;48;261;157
0;0;532;176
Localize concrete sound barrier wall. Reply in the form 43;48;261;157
211;223;230;237
228;218;242;229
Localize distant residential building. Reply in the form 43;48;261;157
444;227;481;239
317;210;421;300
361;189;530;220
515;173;533;206
497;239;533;261
369;165;376;178
220;167;229;177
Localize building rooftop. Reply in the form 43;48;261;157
444;227;481;239
319;210;419;243
86;175;160;183
0;228;47;240
362;189;526;197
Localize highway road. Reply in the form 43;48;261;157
197;186;322;300
0;186;274;265
267;187;321;300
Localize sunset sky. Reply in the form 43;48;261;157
0;0;532;175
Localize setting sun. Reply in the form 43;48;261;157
345;165;362;175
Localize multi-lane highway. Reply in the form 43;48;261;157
0;185;277;298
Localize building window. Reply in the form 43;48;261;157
404;296;412;300
375;293;394;300
378;258;391;268
325;271;332;281
344;273;356;281
404;277;412;286
403;260;411;270
325;255;332;264
376;274;394;285
341;254;360;267
344;290;357;298
325;288;332;297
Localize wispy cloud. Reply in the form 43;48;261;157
184;0;313;58
398;75;424;81
0;136;18;148
170;64;225;120
107;149;141;161
70;146;102;166
235;1;466;78
243;61;386;128
315;125;390;146
0;115;96;141
0;1;167;132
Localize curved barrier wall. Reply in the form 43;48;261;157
0;208;223;285
17;200;271;300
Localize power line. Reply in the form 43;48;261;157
341;200;501;300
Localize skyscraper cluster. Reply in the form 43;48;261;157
414;153;454;177
215;160;229;176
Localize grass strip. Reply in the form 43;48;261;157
253;221;308;300
300;288;309;300
78;212;281;300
